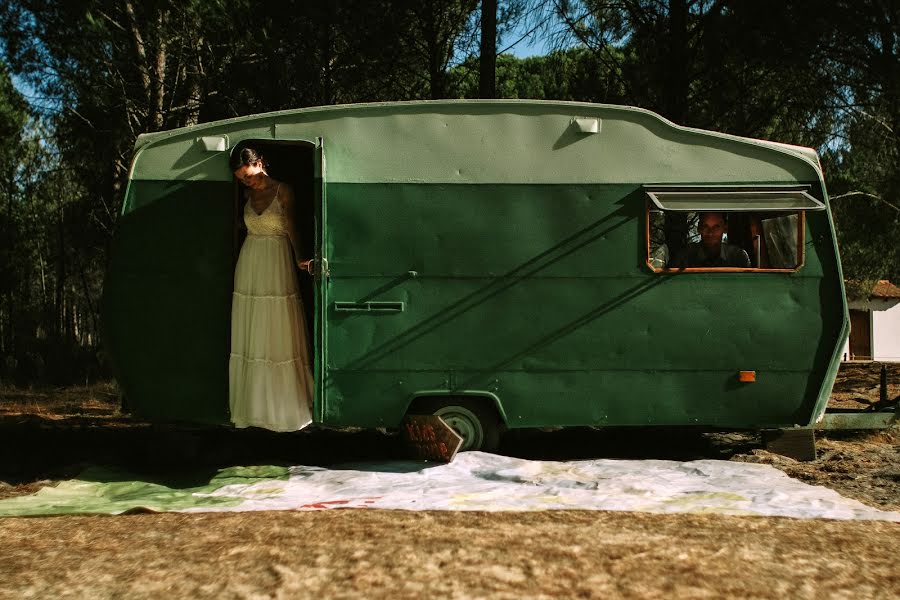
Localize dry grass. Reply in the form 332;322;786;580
0;510;897;599
0;381;121;420
829;362;900;410
733;428;900;511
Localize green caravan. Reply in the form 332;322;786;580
102;100;848;453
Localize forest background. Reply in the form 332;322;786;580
0;0;897;385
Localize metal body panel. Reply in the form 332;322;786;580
314;140;327;423
320;182;842;429
104;101;849;431
102;180;233;423
130;101;821;185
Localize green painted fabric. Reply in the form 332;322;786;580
0;465;291;517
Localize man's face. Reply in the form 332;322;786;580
698;213;726;250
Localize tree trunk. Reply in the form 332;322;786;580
54;205;65;341
150;9;169;130
425;2;446;99
183;32;204;127
665;0;689;124
3;169;13;357
75;255;100;347
123;0;152;118
479;0;497;98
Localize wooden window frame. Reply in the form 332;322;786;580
644;201;808;274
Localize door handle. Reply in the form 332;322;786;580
334;301;405;313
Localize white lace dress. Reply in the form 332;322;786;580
229;186;313;431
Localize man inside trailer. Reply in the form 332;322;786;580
670;211;751;268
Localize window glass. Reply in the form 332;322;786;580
761;214;798;269
648;208;803;271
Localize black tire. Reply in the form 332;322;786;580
411;397;502;453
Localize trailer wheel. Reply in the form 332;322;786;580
411;398;501;453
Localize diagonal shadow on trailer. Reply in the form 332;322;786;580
454;275;671;391
337;206;635;376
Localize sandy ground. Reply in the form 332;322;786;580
0;364;897;598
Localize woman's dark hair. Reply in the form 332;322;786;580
229;146;267;172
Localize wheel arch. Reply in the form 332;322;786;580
404;390;508;425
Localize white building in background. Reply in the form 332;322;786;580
843;280;900;362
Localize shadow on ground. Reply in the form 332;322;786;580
0;413;760;487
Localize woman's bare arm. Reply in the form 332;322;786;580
280;183;314;274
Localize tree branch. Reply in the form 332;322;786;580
831;191;900;213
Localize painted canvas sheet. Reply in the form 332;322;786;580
1;453;897;521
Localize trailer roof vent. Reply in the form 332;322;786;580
573;117;601;134
197;135;229;152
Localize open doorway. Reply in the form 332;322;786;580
231;140;316;348
848;309;872;361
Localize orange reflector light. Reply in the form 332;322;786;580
738;371;756;383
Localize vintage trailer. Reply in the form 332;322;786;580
102;100;849;453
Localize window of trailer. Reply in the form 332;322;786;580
645;188;826;272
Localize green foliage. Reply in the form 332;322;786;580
0;0;898;381
819;1;900;287
824;132;900;286
451;48;627;101
0;63;27;154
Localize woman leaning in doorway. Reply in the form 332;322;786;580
228;146;314;431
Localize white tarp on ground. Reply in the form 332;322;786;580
2;453;898;520
188;453;899;521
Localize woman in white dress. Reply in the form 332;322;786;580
229;147;314;431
